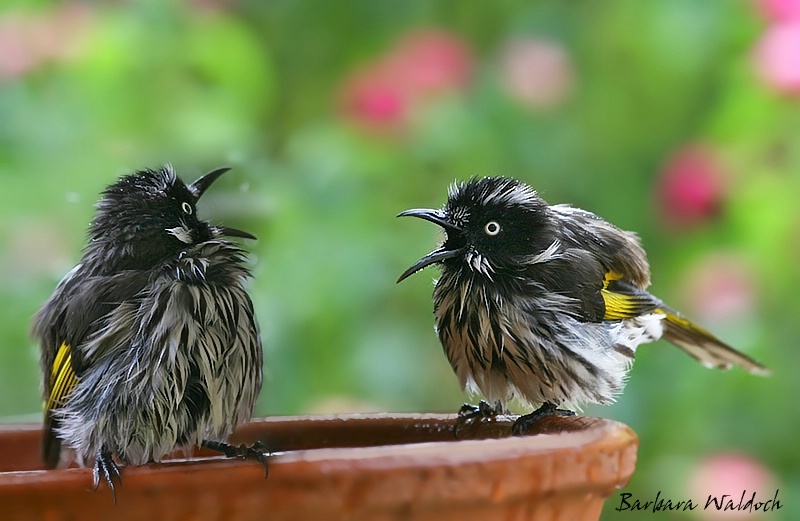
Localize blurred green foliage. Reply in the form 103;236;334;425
1;1;798;519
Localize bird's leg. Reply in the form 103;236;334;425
92;448;121;504
511;402;575;435
458;399;503;420
202;440;269;478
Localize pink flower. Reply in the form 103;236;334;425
339;67;409;132
753;21;800;95
499;37;574;109
679;253;756;325
757;0;800;23
0;4;90;79
338;29;473;131
657;145;726;229
388;29;473;96
0;14;35;77
687;453;777;520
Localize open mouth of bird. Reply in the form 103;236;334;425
396;208;465;283
190;167;257;241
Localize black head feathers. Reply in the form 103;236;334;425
397;176;558;281
87;165;254;272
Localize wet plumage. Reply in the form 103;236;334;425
33;165;264;498
398;177;768;427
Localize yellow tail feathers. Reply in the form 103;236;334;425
658;310;770;376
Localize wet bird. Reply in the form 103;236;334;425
398;176;768;433
33;165;265;500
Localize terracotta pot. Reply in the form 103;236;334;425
0;413;637;521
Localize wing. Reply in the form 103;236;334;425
32;265;149;467
547;206;768;374
516;204;651;324
522;247;609;322
600;277;769;374
41;342;79;466
551;204;651;289
600;274;660;320
519;244;652;324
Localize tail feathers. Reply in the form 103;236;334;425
660;311;770;376
42;415;62;469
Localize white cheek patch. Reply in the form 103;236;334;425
166;226;193;244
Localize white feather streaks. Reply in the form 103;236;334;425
434;270;663;410
55;240;262;466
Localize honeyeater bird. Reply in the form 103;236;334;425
397;176;769;433
32;165;265;499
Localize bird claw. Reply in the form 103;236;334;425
92;450;121;503
511;402;575;436
458;399;501;420
202;440;269;478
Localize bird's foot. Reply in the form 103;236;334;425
511;402;575;436
92;449;121;503
457;399;502;420
455;399;502;438
202;440;269;478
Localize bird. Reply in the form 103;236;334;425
397;176;769;434
32;165;265;500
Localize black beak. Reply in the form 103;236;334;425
397;208;463;283
397;208;462;234
218;226;258;241
191;167;258;241
189;166;232;201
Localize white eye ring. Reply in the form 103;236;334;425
181;202;193;215
484;221;501;236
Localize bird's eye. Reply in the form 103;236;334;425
484;221;501;236
181;202;193;215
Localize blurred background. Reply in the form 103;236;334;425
1;0;798;518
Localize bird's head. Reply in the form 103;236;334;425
88;165;255;269
397;176;557;282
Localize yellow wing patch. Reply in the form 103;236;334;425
46;342;78;412
603;271;623;286
602;290;633;320
601;271;658;320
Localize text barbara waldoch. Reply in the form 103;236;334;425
615;489;782;513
